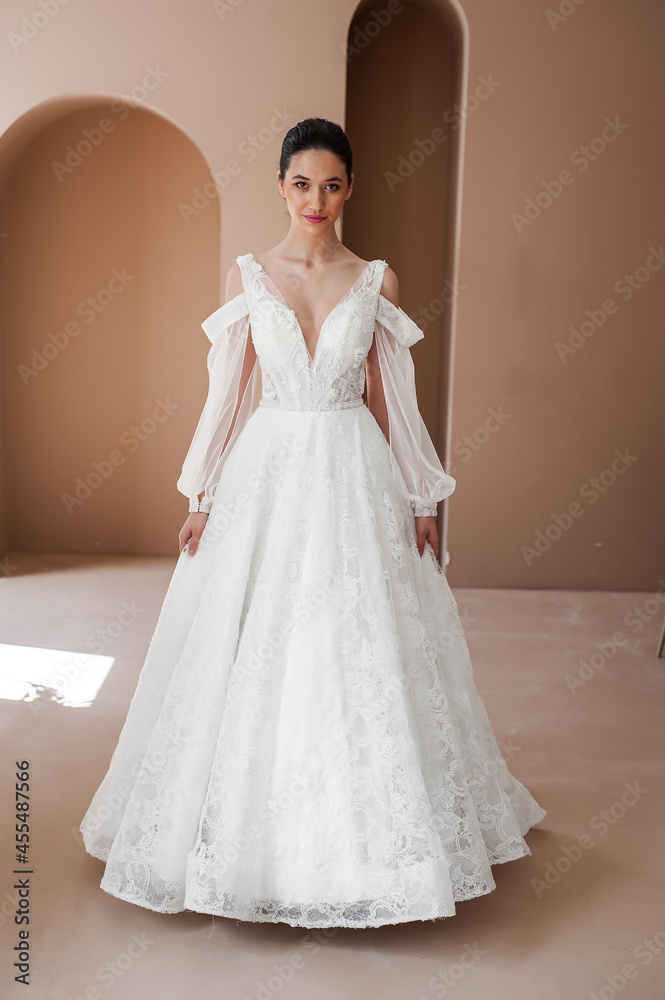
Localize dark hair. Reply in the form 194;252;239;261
279;117;353;186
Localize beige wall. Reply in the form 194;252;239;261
345;0;463;574
2;105;219;555
446;0;664;590
0;0;662;587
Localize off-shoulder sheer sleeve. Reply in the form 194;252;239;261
369;294;456;517
177;293;259;513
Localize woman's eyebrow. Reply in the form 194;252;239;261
291;174;344;182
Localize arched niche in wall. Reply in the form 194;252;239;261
343;0;468;565
0;97;220;557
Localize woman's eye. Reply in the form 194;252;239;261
294;182;340;190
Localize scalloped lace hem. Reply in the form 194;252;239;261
84;814;545;929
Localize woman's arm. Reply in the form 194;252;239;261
365;266;456;559
177;262;259;554
366;265;399;443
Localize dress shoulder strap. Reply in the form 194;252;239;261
235;253;261;302
368;259;389;298
371;259;388;281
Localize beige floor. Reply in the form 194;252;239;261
1;551;663;1000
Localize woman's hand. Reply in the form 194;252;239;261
178;512;209;556
415;515;438;560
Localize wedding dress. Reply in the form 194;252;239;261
80;252;546;928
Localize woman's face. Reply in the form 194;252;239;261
278;148;354;232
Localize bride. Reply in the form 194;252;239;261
80;116;546;929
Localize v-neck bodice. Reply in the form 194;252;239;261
237;252;388;411
247;253;378;366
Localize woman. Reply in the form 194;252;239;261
80;117;546;929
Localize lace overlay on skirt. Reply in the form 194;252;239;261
80;252;546;928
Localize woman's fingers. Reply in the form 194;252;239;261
178;513;209;555
178;526;191;554
415;516;439;560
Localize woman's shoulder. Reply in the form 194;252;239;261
228;247;399;305
379;264;399;308
225;259;245;302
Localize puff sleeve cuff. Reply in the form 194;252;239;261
372;295;456;516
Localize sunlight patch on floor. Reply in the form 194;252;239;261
0;643;114;707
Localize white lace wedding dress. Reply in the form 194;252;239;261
80;252;546;928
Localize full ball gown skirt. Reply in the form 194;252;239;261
80;252;546;928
